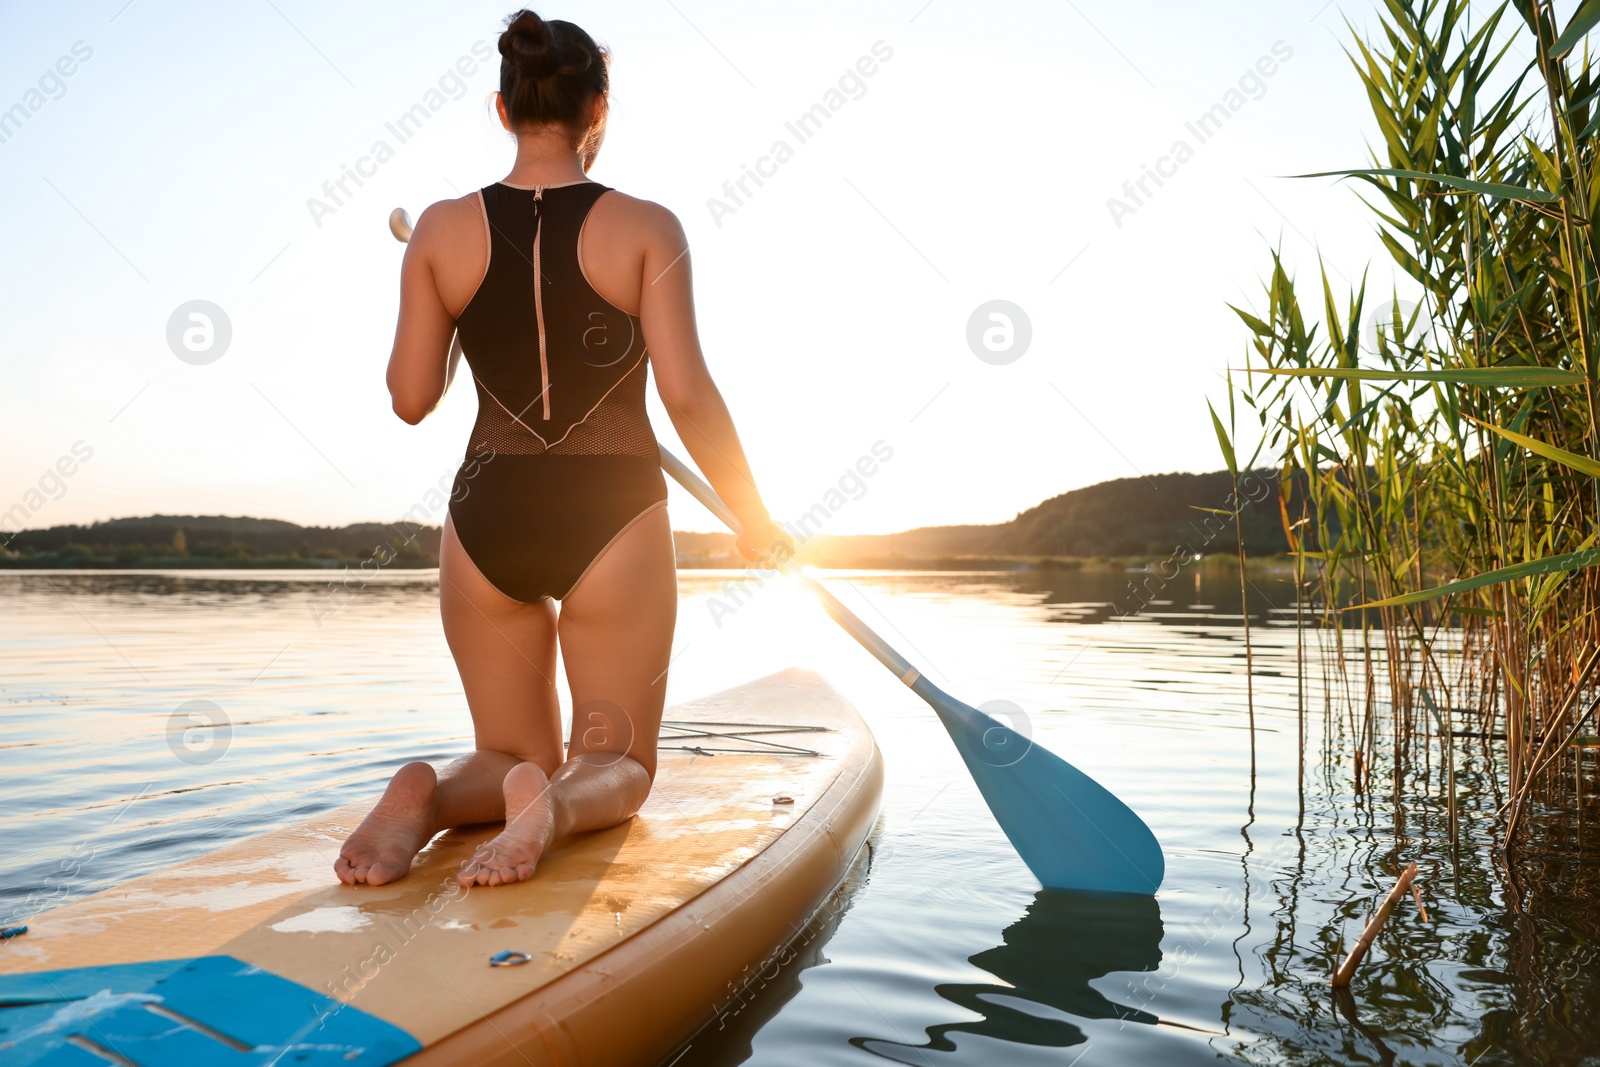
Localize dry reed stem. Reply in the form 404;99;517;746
1332;862;1421;989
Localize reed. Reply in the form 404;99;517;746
1226;0;1600;851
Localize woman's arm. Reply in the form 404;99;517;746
638;208;793;564
386;204;460;425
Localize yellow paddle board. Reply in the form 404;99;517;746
0;668;883;1066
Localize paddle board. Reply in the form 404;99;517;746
0;667;883;1066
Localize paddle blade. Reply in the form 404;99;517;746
925;688;1164;895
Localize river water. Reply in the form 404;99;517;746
3;567;1597;1065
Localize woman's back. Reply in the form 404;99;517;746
455;180;652;457
407;179;671;603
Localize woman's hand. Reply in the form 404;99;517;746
736;516;795;569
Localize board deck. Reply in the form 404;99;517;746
0;668;884;1066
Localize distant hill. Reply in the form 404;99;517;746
794;470;1289;565
995;469;1288;557
0;514;439;568
0;470;1290;570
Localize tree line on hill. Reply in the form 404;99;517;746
1;470;1294;570
792;469;1294;566
1;515;440;568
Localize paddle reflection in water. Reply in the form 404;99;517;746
851;891;1164;1061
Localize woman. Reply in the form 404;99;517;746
335;9;791;889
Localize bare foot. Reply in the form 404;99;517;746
335;761;439;886
457;762;560;887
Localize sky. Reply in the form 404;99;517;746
0;0;1567;535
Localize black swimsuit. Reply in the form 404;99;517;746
449;181;667;602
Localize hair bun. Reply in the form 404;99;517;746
500;10;560;77
495;9;609;139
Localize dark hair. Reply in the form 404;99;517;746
498;9;608;147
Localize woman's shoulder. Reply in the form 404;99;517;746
408;192;485;249
594;188;685;243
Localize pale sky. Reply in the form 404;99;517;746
0;1;1558;534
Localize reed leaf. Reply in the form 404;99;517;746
1208;399;1238;477
1253;366;1585;387
1350;546;1600;609
1552;0;1600;57
1295;167;1561;202
1469;416;1600;476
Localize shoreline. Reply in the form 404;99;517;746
0;553;1298;574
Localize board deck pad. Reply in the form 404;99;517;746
0;669;880;1065
0;955;420;1065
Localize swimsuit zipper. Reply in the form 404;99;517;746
533;184;551;420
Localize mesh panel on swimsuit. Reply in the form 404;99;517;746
466;357;658;459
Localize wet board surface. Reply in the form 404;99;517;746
0;667;884;1067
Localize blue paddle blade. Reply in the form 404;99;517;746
922;683;1165;896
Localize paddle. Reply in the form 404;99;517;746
658;448;1163;896
387;205;1163;894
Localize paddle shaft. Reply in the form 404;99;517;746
658;446;931;694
